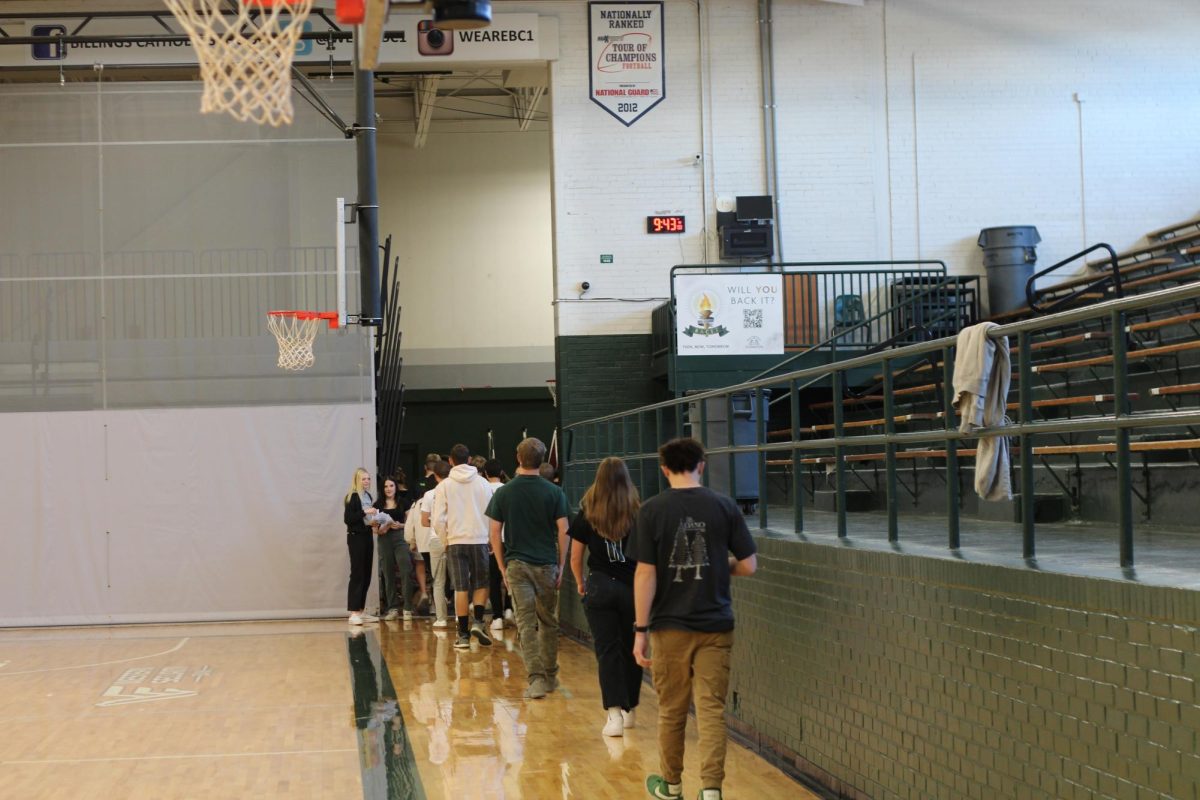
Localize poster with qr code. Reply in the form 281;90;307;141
675;274;783;355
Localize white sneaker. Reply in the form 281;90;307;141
504;608;515;622
402;610;413;620
383;609;399;621
622;708;636;729
698;791;722;800
359;612;379;622
432;618;449;628
490;617;504;632
348;613;364;626
602;708;624;737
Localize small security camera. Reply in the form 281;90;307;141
580;281;591;292
694;154;702;161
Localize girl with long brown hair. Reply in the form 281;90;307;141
376;477;416;621
568;456;643;737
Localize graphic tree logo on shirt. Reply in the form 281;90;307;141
669;517;710;582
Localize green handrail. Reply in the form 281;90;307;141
565;279;1200;569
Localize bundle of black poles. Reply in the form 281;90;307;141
375;236;406;483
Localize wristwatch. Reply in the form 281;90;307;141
634;624;649;633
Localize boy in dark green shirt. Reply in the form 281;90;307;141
486;437;569;699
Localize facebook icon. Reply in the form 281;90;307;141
31;25;67;61
295;20;313;56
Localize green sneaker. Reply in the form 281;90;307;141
646;775;682;799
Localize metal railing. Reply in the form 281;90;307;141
750;275;980;388
1026;242;1122;314
565;280;1200;569
653;260;980;356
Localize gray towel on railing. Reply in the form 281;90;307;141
953;322;1012;501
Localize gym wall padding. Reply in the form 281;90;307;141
0;81;366;412
0;403;374;626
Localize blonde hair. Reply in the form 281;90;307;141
580;457;640;542
344;467;370;504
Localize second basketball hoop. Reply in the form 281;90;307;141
267;311;340;371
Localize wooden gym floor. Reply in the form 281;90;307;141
0;619;814;799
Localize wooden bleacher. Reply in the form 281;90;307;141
758;216;1200;525
773;438;1200;468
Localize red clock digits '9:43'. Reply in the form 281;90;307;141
647;215;685;234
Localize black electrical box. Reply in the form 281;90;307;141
719;223;774;259
717;196;774;260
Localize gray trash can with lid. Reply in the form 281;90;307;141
978;225;1040;316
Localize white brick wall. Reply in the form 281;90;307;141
534;0;1200;336
544;0;707;337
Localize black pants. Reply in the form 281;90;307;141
347;532;374;612
488;552;511;618
583;571;642;710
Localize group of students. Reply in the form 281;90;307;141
342;436;758;800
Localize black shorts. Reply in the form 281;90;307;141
447;544;489;592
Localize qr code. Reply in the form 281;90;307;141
743;308;763;328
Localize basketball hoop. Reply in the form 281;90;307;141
546;379;558;407
267;311;339;371
162;0;316;127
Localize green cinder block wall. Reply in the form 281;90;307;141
555;334;666;427
555;333;669;636
554;337;1200;800
730;536;1200;800
561;533;1200;798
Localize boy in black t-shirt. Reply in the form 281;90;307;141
629;437;758;800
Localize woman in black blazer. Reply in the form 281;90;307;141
344;467;377;625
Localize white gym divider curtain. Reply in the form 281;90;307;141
0;80;382;626
0;403;374;626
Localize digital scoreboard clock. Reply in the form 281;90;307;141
647;215;686;234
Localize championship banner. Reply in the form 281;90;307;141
675;274;784;356
588;1;664;127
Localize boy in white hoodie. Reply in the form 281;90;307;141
412;459;451;626
432;443;496;649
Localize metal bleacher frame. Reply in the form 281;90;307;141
563;280;1200;570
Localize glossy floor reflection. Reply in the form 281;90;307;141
0;619;814;800
377;619;813;800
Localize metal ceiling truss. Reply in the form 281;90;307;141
511;85;545;131
412;74;440;148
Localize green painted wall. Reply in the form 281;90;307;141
556;333;673;506
731;537;1200;799
561;535;1200;799
555;334;668;428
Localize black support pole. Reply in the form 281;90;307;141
355;57;382;326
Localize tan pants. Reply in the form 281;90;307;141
649;628;734;789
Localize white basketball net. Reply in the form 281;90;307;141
163;0;316;127
268;314;321;371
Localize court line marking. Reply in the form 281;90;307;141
3;748;356;765
0;638;188;677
